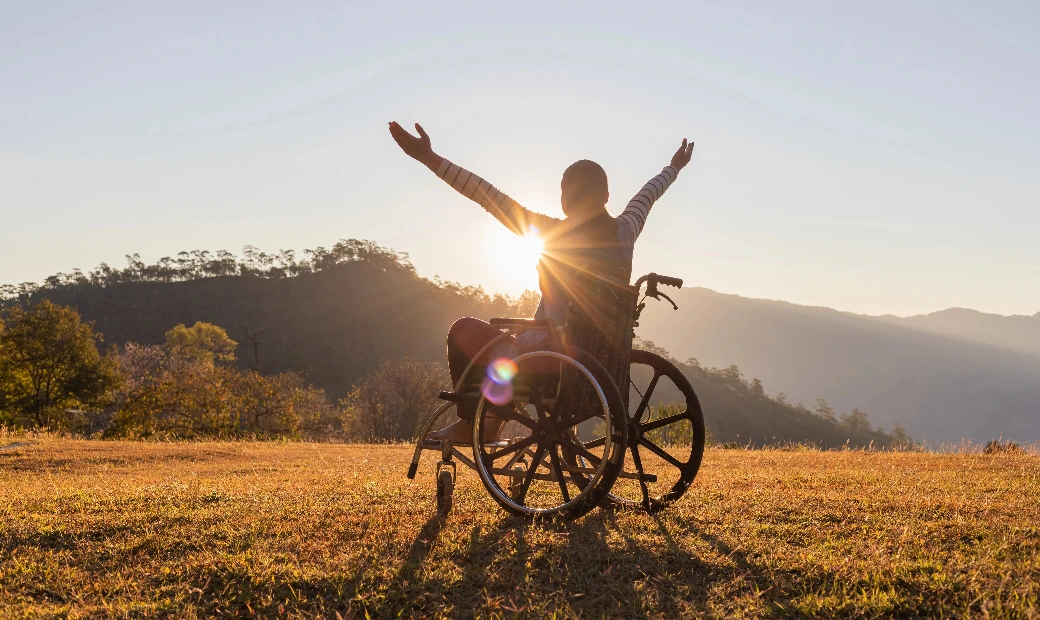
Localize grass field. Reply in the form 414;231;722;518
1;437;1038;618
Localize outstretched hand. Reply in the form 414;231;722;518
670;138;695;172
388;121;439;169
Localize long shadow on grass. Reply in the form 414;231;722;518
465;509;793;616
186;508;942;618
561;510;735;617
640;512;821;616
175;516;450;618
385;513;450;610
385;509;769;617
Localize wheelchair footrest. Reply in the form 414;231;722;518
423;438;473;448
422;437;512;449
439;391;483;406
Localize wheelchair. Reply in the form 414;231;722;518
406;270;706;520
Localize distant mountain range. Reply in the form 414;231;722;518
636;288;1040;444
875;308;1040;360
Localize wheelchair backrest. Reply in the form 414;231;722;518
550;263;638;412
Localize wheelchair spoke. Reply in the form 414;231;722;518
494;407;537;430
633;372;661;422
601;348;706;512
560;436;603;466
629;443;651;509
638;437;684;469
582;436;607;450
639;411;689;433
548;444;571;503
486;435;538;461
561;408;603;429
502;443;533;471
516;445;547;505
529;386;549;421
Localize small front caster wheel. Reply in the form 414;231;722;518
436;469;454;516
508;463;527;502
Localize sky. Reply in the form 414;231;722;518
2;1;1038;317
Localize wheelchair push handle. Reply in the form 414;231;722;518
634;272;683;312
655;274;683;289
634;272;684;293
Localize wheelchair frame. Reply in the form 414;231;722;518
406;272;705;519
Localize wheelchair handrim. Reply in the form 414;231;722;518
473;350;614;517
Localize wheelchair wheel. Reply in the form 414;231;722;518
607;349;705;513
472;342;627;519
436;468;453;516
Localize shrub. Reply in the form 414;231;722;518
983;439;1020;454
108;324;345;439
342;358;449;442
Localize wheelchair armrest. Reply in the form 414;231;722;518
489;318;550;329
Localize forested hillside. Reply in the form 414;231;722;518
636;288;1040;443
2;240;896;447
3;241;530;400
632;341;897;447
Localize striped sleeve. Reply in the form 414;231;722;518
436;159;559;237
617;166;677;242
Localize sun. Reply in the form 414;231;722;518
485;226;544;291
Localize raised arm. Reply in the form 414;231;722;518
617;138;694;242
388;121;559;237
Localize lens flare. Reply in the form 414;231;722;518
481;358;518;405
481;377;514;405
487;358;518;385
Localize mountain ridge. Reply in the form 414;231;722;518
635;287;1040;443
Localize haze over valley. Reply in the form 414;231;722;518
637;288;1040;443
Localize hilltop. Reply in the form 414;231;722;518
3;241;892;448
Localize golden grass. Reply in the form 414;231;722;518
1;437;1038;618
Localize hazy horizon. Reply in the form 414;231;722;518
6;236;1038;320
3;1;1038;317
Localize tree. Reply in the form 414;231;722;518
514;290;541;317
892;422;913;450
0;300;119;429
164;322;238;366
749;378;766;399
840;408;872;434
814;398;837;423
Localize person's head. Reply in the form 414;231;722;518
561;159;609;220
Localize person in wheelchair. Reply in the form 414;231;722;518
388;121;695;444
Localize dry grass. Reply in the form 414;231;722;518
1;437;1038;618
